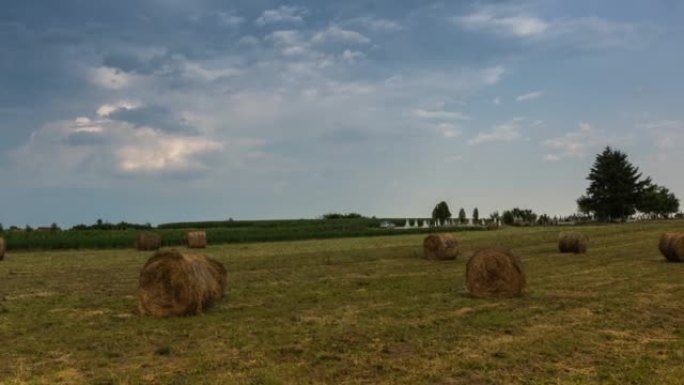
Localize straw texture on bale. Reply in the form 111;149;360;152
423;233;459;260
186;231;207;249
558;232;588;254
135;232;162;251
659;232;684;262
466;248;526;298
137;249;227;317
0;237;5;261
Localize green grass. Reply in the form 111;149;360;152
1;221;684;384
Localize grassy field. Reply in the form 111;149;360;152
1;218;468;251
1;221;683;384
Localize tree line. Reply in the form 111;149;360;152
431;147;680;225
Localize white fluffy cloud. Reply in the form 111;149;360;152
453;4;647;50
117;129;222;173
10;107;229;179
311;25;371;45
468;120;522;145
256;6;308;26
542;122;596;161
455;11;549;37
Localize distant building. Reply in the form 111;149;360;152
379;221;396;229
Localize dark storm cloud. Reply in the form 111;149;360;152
101;52;170;75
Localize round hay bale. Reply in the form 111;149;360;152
186;231;207;249
0;237;5;261
135;232;162;251
465;247;526;298
485;222;499;230
558;232;588;254
137;249;227;317
659;232;684;262
423;233;458;260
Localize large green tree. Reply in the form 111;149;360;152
431;201;452;223
577;147;651;221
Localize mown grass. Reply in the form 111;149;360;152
1;221;683;384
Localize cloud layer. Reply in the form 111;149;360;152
0;0;681;226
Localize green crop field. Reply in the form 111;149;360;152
1;221;684;384
0;218;472;251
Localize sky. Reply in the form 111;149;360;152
1;0;683;227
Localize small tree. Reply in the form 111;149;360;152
458;208;467;224
537;214;551;225
502;210;514;225
472;208;479;224
431;201;452;223
637;184;680;218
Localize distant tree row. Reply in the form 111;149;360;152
431;202;482;224
70;219;152;231
321;212;365;219
429;147;680;226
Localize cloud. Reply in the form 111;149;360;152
468;120;521;145
542;122;596;161
256;6;308;26
492;97;501;106
189;11;245;28
107;105;195;133
412;108;469;120
238;35;260;47
455;11;549;37
266;30;313;56
182;62;242;82
636;120;684;151
116;129;222;173
342;49;365;64
453;4;649;51
97;101;137;117
216;12;245;28
343;17;404;32
311;25;371;45
89;67;136;89
481;66;505;85
101;50;168;75
436;123;462;139
10;107;227;179
516;90;544;102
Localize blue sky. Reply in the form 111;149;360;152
1;0;683;227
